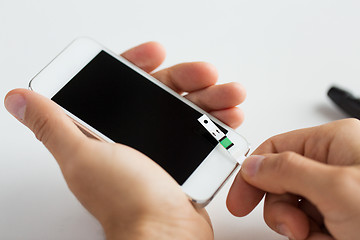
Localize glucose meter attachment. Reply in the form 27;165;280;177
197;114;246;165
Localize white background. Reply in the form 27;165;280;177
1;1;360;239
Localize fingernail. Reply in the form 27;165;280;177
241;155;265;177
277;224;295;239
5;94;26;121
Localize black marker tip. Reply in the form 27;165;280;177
328;86;353;102
327;86;360;119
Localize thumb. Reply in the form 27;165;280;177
240;152;337;207
5;88;88;164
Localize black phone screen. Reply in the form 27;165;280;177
52;51;226;184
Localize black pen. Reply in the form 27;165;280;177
328;86;360;119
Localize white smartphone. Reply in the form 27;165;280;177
29;38;250;207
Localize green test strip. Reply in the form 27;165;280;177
219;136;234;150
198;114;235;152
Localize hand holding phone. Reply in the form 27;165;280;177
28;38;249;205
5;41;246;238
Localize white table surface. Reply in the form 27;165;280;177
1;1;360;239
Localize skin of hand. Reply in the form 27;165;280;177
227;119;360;240
4;42;246;240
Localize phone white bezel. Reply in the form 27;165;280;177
29;38;250;206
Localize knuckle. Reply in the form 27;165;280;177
281;151;297;161
31;115;53;145
271;151;297;172
254;138;275;154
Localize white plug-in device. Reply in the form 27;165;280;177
197;114;246;165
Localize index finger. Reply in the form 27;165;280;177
253;127;314;157
254;119;360;164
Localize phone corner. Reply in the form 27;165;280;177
190;197;213;209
